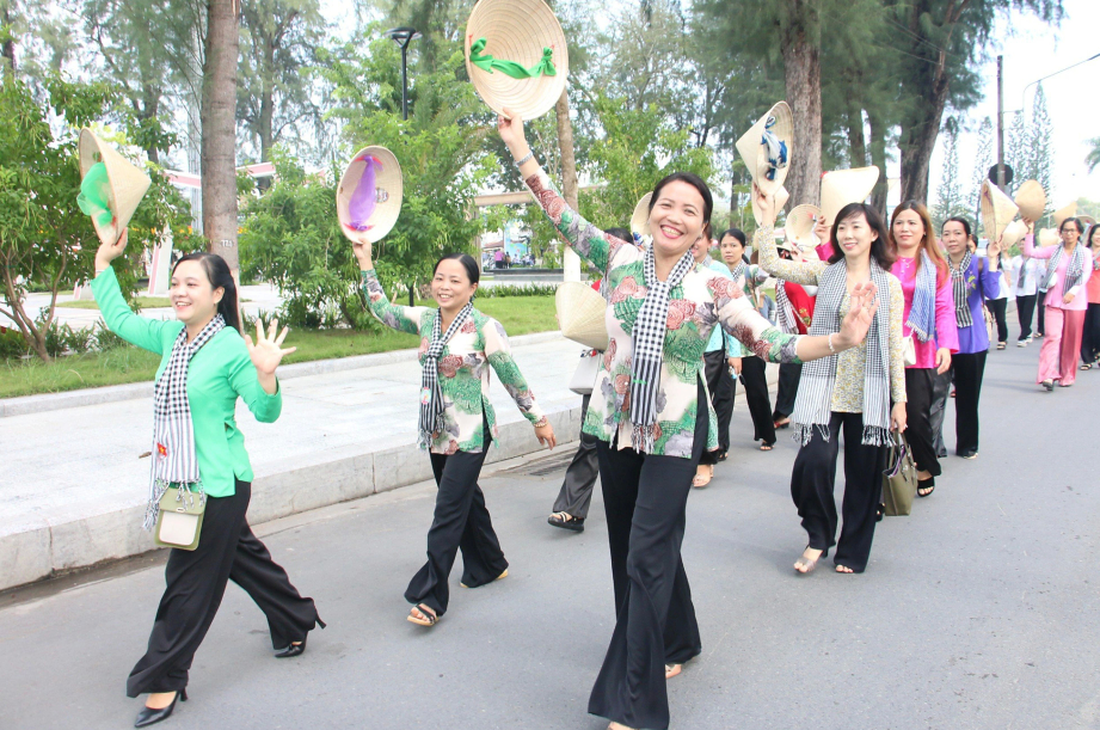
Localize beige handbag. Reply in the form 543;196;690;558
154;486;206;551
882;433;917;517
902;335;917;367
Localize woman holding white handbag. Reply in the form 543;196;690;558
92;230;322;728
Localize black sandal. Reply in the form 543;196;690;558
548;511;585;532
917;477;935;498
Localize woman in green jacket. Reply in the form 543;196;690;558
92;231;323;728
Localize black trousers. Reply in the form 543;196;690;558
737;356;776;446
790;412;885;573
1082;302;1100;363
951;351;987;455
589;383;707;730
699;349;734;465
551;394;600;519
127;480;320;697
929;368;952;459
772;362;802;421
405;430;507;616
1037;291;1047;336
904;368;942;477
1016;294;1037;341
987;298;1008;343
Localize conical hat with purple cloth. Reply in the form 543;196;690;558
337;146;403;244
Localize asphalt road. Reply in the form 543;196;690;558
2;342;1098;730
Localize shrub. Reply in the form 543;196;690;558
0;326;29;360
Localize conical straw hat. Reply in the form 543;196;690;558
1014;179;1046;220
630;193;652;238
337;146;403;244
465;0;568;121
980;180;1018;243
785;204;821;247
1052;202;1078;228
998;219;1028;249
1038;228;1059;247
555;281;608;350
1078;214;1096;228
735;101;793;195
820;166;879;226
78;129;151;247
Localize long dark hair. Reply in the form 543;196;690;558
827;203;895;271
172;252;241;333
1085;223;1100;251
649;172;714;231
890;200;948;285
1060;217;1085;235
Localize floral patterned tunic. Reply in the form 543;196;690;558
525;168;802;458
756;226;907;412
363;270;545;454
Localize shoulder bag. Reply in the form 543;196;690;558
154;485;206;551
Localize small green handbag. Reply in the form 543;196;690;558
154;485;206;551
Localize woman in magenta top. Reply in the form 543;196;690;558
889;201;958;497
1024;217;1094;388
1080;223;1100;368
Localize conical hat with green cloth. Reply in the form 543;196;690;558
465;0;568;120
78;129;151;247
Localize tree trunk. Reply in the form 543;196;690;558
845;79;867;168
555;88;581;282
780;2;821;213
866;107;889;216
201;0;240;270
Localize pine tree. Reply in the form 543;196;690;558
970;116;993;237
933;116;964;231
1028;83;1054;215
1005;110;1027;196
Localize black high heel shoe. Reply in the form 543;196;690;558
274;618;326;658
134;688;186;728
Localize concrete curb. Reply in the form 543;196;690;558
0;402;581;591
0;330;565;418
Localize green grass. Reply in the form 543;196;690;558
57;296;173;310
0;296;557;399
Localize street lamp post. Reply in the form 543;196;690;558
385;27;421;121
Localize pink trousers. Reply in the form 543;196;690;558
1037;306;1086;386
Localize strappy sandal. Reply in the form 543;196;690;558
407;604;438;627
794;546;826;574
692;465;714;488
1080;363;1092;371
548;511;585;532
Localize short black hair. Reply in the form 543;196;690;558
434;253;480;285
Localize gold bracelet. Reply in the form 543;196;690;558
533;416;549;428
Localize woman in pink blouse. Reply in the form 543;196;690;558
1080;223;1100;369
888;202;958;497
1024;216;1094;388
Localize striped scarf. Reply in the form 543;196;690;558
906;251;938;342
419;303;474;449
1043;244;1087;295
775;280;797;334
948;250;974;329
791;262;893;447
629;246;696;453
144;314;225;530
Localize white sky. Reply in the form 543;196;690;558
927;0;1100;204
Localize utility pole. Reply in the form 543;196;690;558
996;55;1006;190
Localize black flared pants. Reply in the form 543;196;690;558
127;480;320;697
951;350;987;455
1016;294;1037;341
904;368;942;477
790;412;886;573
737;356;776;446
588;385;707;730
772;362;802;421
699;349;734;465
405;430;508;617
551;394;600;519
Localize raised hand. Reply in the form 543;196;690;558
497;107;528;158
95;228;129;272
351;230;373;271
244;318;296;393
837;281;880;349
752;182;777;227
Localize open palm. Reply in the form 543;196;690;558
245;319;295;376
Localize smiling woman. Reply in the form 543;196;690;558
497;108;880;730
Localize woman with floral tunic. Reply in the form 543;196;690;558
498;109;880;730
352;236;556;627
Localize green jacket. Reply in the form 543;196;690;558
91;267;281;497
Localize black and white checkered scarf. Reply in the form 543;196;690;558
419;303;473;449
775;280;797;334
791;262;893;447
948;250;974;329
144;314;225;530
629;246;697;452
1043;244;1087;295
